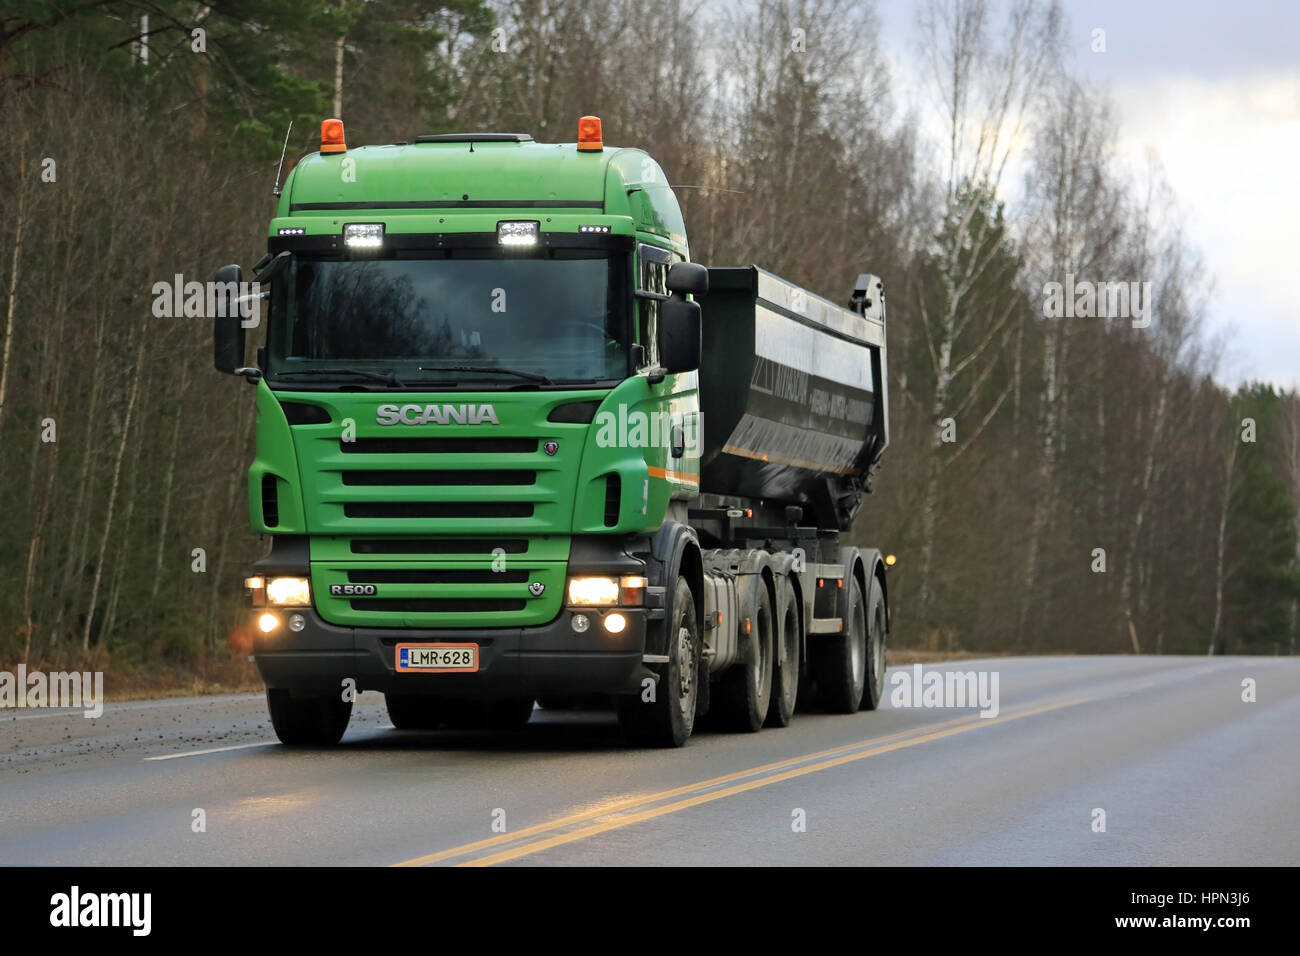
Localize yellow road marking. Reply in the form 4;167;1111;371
393;696;1087;867
460;696;1088;867
392;712;977;867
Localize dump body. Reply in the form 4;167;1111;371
700;267;888;530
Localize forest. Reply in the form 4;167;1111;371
1;0;1296;676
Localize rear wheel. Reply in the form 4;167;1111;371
814;577;866;713
618;575;699;747
765;576;800;727
714;577;774;732
267;688;352;746
859;576;887;710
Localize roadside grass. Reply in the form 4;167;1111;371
0;650;263;702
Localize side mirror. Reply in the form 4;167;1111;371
659;297;701;374
212;264;246;375
666;261;708;297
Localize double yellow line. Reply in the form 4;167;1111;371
393;694;1089;867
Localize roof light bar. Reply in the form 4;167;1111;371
498;220;540;247
343;223;384;248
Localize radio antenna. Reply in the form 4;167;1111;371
272;121;293;197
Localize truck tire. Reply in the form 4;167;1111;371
386;693;450;730
267;688;352;746
814;577;866;713
859;575;887;710
713;576;774;732
617;576;699;747
765;575;800;727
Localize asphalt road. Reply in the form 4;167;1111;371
1;656;1296;866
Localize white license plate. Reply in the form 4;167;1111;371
395;643;479;673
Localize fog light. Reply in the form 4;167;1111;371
603;612;627;634
288;614;306;632
571;613;590;633
258;613;279;633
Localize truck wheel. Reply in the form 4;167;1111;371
814;577;866;713
859;576;887;710
386;693;449;730
617;576;699;747
765;576;800;727
267;688;352;746
714;576;774;732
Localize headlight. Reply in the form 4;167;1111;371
266;577;311;607
567;576;619;606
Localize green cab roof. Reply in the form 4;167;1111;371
276;134;687;249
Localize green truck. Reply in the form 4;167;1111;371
213;116;892;748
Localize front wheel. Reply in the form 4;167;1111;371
267;688;351;746
618;575;699;747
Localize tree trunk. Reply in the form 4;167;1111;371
82;321;149;651
0;153;26;434
1208;427;1237;655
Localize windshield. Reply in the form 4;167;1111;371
266;250;629;384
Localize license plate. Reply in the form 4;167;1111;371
395;643;479;673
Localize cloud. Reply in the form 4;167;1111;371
1111;71;1300;385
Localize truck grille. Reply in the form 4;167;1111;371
348;538;529;555
350;598;527;613
290;391;590;628
343;502;534;519
294;424;566;537
310;557;565;629
341;470;535;486
340;437;537;455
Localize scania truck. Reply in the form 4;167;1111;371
213;115;892;747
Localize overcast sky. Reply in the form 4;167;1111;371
874;0;1300;389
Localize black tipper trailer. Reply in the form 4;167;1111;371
698;267;889;532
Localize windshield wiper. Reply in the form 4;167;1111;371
274;368;405;387
417;365;553;385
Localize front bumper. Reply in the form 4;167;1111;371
252;604;649;699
